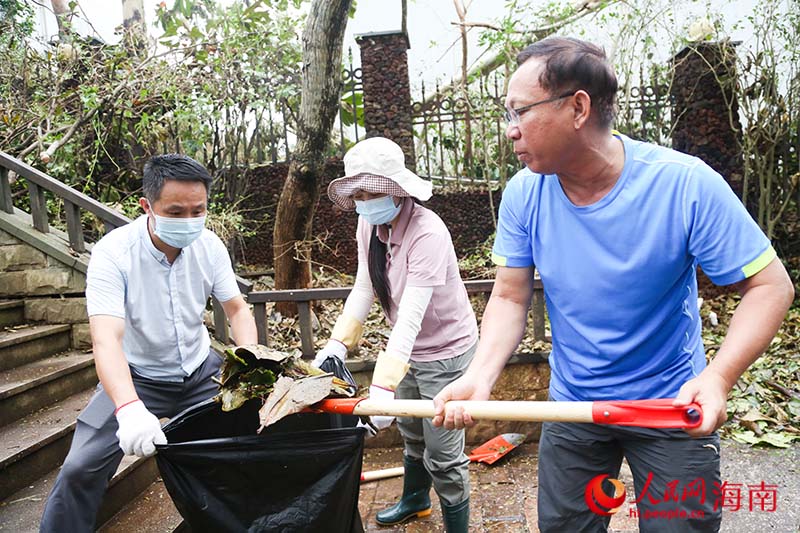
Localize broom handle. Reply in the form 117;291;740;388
315;398;702;429
361;466;405;483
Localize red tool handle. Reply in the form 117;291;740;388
316;397;363;415
591;399;702;428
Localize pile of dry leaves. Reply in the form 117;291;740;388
213;344;356;431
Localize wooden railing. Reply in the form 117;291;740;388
247;278;546;358
0;150;250;339
0;151;129;250
1;150;546;353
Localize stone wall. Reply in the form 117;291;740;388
0;228;90;347
0;229;85;296
356;31;416;170
235;160;500;273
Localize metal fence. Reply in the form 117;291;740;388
411;72;518;187
409;73;673;187
615;83;672;146
218;54;672;190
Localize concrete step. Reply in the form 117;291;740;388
0;300;25;329
97;454;160;527
0;351;96;427
98;478;186;533
0;453;158;532
0;324;72;372
0;388;93;500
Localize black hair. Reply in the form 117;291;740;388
369;224;392;312
142;154;213;203
367;197;423;313
516;36;618;128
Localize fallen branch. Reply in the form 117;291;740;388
765;379;800;400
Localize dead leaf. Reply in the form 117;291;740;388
258;374;334;431
234;344;296;363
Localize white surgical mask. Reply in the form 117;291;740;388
152;213;206;248
354;196;401;226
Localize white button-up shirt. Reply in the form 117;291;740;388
86;215;240;381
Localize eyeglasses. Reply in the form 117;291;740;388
503;92;575;126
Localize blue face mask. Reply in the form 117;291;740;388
354;196;402;226
152;213;206;248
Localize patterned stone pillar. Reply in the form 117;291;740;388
356;31;416;171
671;42;748;209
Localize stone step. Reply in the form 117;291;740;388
0;453;158;532
98;478;186;533
0;388;93;500
0;324;72;372
0;300;25;329
0;351;96;428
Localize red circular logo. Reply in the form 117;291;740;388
584;474;627;515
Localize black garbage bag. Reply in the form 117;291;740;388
156;398;366;533
318;355;360;429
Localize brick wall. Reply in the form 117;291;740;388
356;31;416;170
671;42;747;206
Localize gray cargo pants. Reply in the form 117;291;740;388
396;343;476;506
39;352;221;533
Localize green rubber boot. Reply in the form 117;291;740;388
441;498;470;533
375;455;432;526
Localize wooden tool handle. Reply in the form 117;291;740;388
317;398;594;422
315;398;702;429
360;466;405;483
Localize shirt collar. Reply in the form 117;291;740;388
376;198;414;245
137;214;170;264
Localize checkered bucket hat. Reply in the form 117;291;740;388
327;137;433;211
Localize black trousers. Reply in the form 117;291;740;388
537;421;721;533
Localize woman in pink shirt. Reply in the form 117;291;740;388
315;137;478;532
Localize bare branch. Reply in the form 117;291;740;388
424;2;617;105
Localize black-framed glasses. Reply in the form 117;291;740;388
503;91;575;125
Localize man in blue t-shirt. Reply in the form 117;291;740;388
433;37;793;533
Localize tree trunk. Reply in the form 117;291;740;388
401;0;407;36
51;0;71;39
122;0;147;51
454;0;472;174
273;0;352;314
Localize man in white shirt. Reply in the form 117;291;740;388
40;154;257;532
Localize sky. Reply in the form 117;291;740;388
31;0;767;97
31;0;502;94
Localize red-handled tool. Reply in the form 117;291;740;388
314;398;702;429
360;432;526;483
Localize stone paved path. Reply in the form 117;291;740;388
359;442;800;532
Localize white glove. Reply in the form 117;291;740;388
312;339;347;368
115;400;167;457
368;385;396;431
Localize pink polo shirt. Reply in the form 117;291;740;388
356;199;478;362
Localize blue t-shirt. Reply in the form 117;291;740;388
492;134;774;401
